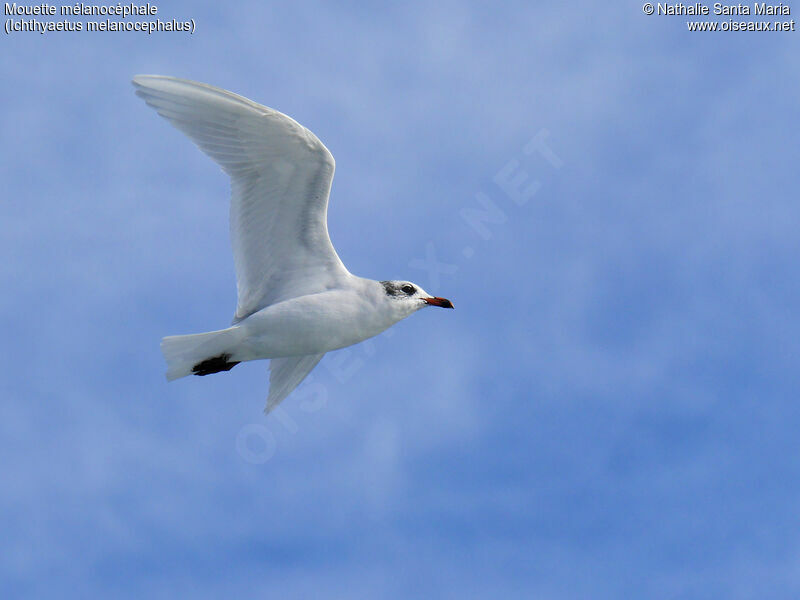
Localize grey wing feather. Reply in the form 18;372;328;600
265;353;326;413
132;75;350;322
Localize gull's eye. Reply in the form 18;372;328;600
401;284;416;295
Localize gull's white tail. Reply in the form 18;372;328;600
160;326;245;381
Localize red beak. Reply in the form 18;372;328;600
423;297;454;309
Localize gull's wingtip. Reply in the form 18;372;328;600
131;74;153;87
131;74;179;89
263;398;280;415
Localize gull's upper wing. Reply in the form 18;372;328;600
132;75;350;321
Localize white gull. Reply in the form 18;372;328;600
133;75;453;413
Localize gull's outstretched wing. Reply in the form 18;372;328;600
266;353;325;414
132;75;350;321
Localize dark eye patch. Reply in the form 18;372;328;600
401;284;415;295
381;281;399;296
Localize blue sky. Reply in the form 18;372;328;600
3;1;800;598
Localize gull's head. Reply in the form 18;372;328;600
379;280;454;319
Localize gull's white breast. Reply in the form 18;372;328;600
234;286;394;361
